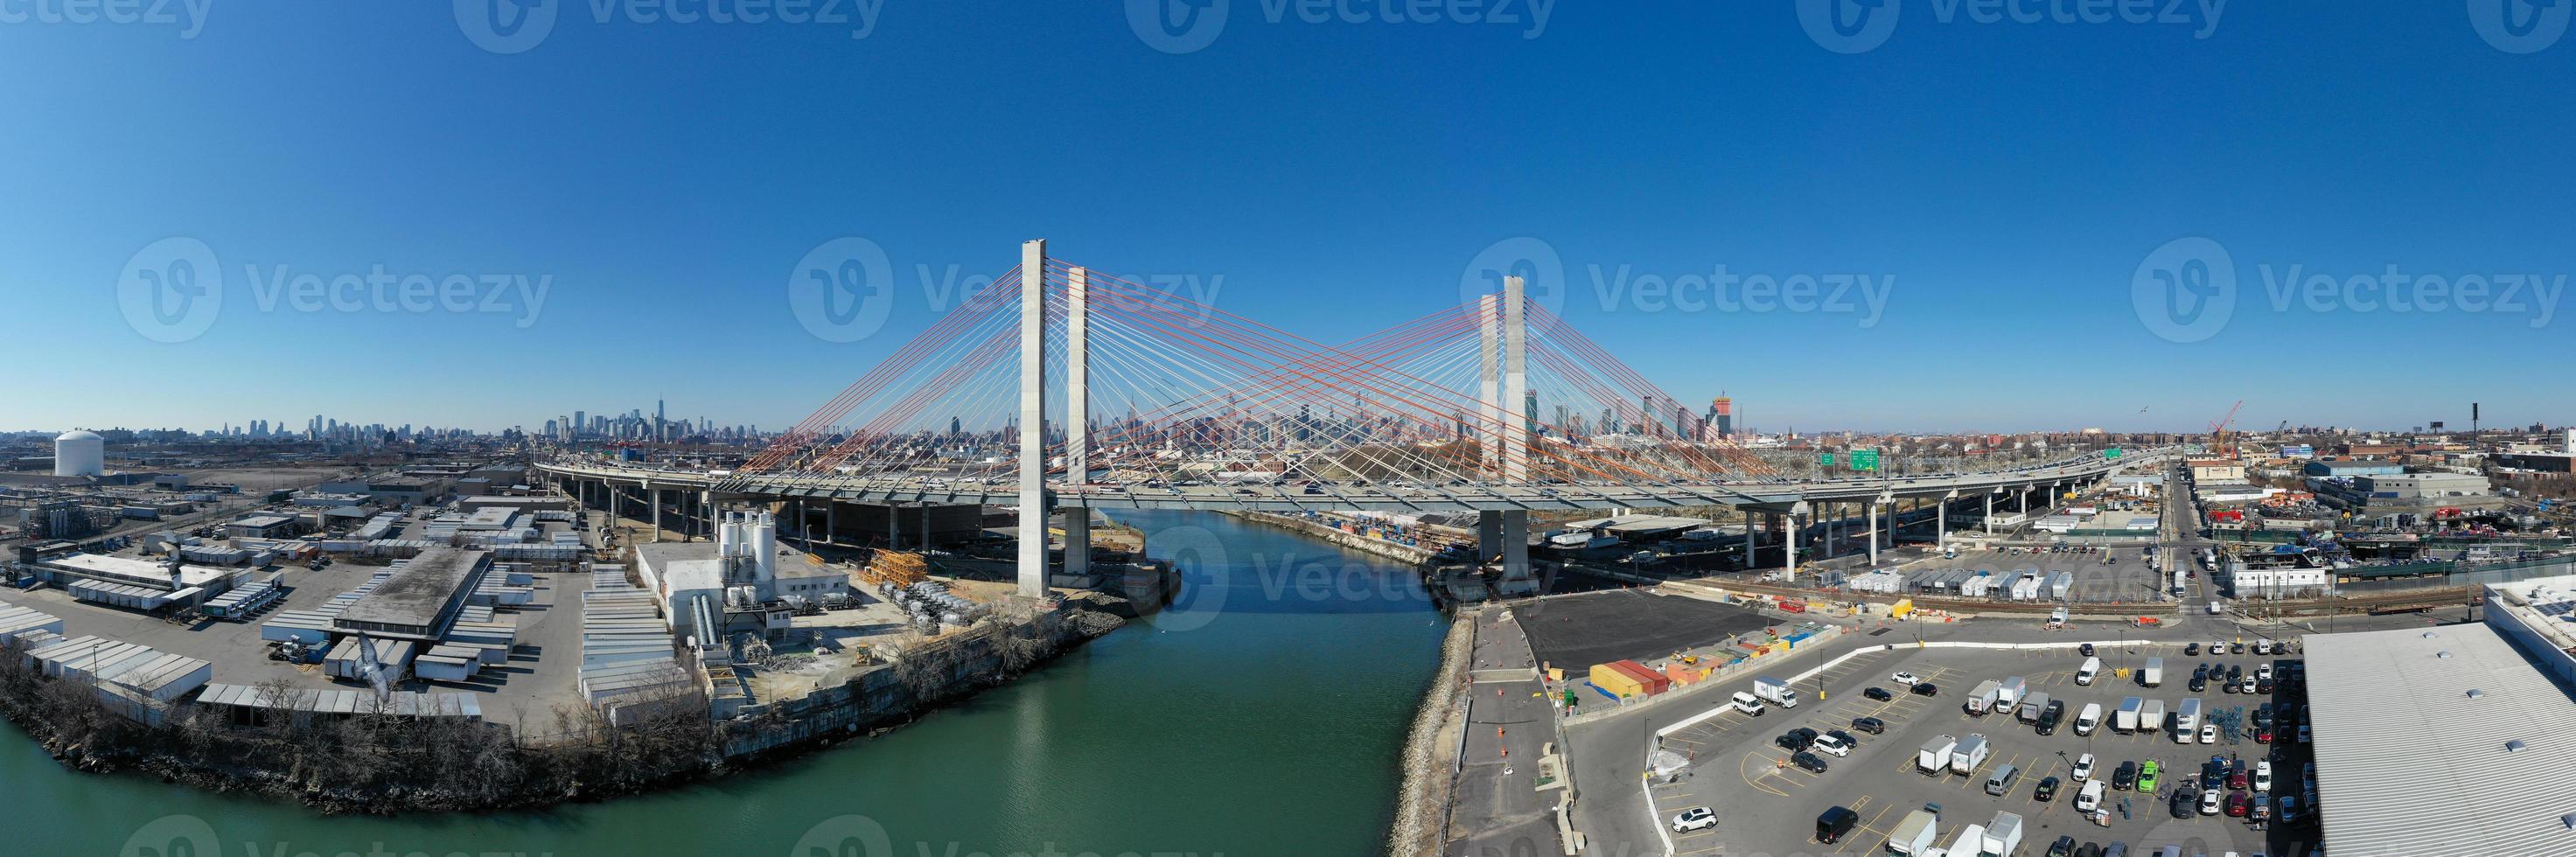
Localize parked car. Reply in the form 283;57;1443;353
2071;753;2096;783
2035;776;2061;802
2185;643;2201;656
2112;761;2137;791
1911;682;1939;697
2136;760;2160;792
2254;761;2273;792
2079;643;2095;657
1891;671;1920;686
1849;716;1887;735
2224;791;2251;818
2200;789;2223;815
1791;751;1830;773
1671;806;1717;833
1864;686;1895;701
2170;788;2197;819
1812;734;1852;757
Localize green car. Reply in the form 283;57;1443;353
2136;760;2161;793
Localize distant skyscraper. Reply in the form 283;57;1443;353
1711;394;1734;438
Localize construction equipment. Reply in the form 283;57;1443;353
861;550;930;589
2208;401;2244;456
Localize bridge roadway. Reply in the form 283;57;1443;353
532;449;2170;515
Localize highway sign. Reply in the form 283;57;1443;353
1853;449;1880;471
1819;452;1835;467
2105;448;2124;460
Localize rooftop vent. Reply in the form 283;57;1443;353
2468;688;2483;697
2439;651;2453;658
2423;631;2440;638
2506;739;2526;752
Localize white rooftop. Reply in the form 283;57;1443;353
2302;622;2576;857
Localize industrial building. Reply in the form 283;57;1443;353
2303;593;2576;857
2305;460;2405;478
332;547;491;641
31;553;236;611
2311;470;2505;516
633;512;846;641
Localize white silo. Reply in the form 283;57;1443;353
752;512;777;582
54;430;104;477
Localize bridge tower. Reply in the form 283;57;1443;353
1017;240;1051;599
1476;276;1534;595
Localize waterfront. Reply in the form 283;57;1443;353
3;510;1446;856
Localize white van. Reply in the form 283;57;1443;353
1730;691;1766;715
2076;779;2106;812
2075;656;2102;686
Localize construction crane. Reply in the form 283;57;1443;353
2208;400;2244;456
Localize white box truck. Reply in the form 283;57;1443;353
1966;679;2002;715
1947;824;1988;857
2115;697;2142;734
2175;699;2202;742
2140;699;2167;732
1754;676;1799;708
1984;811;2025;857
1951;734;1991;775
1888;809;1940;855
2141;657;2164;687
1918;735;1957;775
2075;656;2102;686
1997;676;2028;707
2075;701;2103;736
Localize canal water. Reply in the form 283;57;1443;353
4;510;1446;857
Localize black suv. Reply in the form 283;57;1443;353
2035;776;2061;802
1911;681;1940;697
2112;761;2137;791
1864;686;1894;701
1850;716;1887;735
1791;751;1829;773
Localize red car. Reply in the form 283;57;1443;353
2255;728;2272;743
2225;791;2251;818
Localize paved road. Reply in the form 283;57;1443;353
1447;609;1561;857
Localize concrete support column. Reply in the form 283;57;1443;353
1477;295;1501;478
825;501;836;547
648;482;661;542
1867;501;1879;566
1497;276;1532;592
1064;507;1091;581
1015;239;1051;598
1785;504;1805;579
1985;492;1994;533
1744;508;1756;570
1501;511;1529;585
700;491;714;543
1476;511;1503;563
1937;491;1953;546
888;505;901;549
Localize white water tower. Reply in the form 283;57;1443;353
54;430;104;477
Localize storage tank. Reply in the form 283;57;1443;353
54;430;104;477
752;512;777;582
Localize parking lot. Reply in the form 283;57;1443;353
1648;642;2321;856
1921;546;2175;604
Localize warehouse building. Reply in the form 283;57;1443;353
332;547;491;641
2303;596;2576;856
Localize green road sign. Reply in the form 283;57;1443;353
1819;453;1835;466
1853;449;1881;471
2105;447;2124;460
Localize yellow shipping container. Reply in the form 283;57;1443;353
1588;663;1648;698
1890;598;1915;619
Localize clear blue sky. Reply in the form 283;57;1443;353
4;2;2570;435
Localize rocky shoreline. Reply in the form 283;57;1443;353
1386;605;1477;857
0;603;1126;816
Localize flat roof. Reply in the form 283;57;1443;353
2302;623;2576;857
41;554;229;589
337;547;485;631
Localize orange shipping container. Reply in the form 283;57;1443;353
1607;659;1672;695
1664;663;1704;685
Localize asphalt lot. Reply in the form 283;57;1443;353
1624;644;2321;857
1515;589;1775;672
1930;546;2174;605
1445;609;1562;857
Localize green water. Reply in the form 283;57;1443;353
6;510;1447;857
